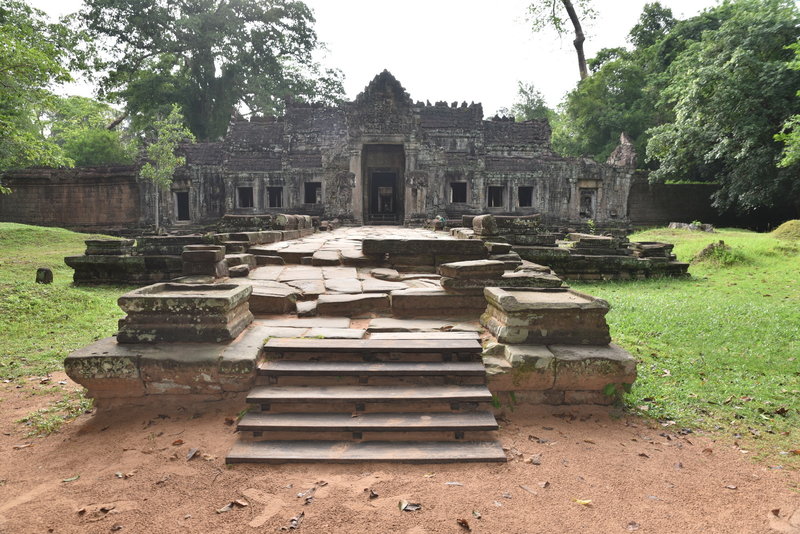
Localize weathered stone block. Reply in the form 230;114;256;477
229;264;250;277
312;250;342;266
85;239;135;256
182;259;229;277
485;242;512;254
182;245;226;263
137;235;209;256
438;259;506;279
35;267;53;284
225;253;256;269
440;271;562;291
390;288;486;317
363;238;486;256
65;337;145;398
551;344;637;391
117;283;253;343
485;345;556;391
281;230;301;241
249;285;298;314
317;293;391;316
139;344;225;395
472;214;498;236
481;287;610;345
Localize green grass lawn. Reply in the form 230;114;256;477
572;227;800;462
0;222;797;461
0;223;133;379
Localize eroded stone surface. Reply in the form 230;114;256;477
438;259;506;279
316;293;390;317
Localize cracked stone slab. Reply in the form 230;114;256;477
254;317;350;328
316;293;391;317
322;266;359;279
361;278;408;292
366;318;482;333
278;267;324;282
286;279;326;297
324;278;363;293
305;328;366;339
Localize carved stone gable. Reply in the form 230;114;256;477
348;70;414;136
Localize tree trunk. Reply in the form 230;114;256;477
154;187;159;231
561;0;588;80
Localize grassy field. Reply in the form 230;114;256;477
0;223;132;379
0;222;797;460
572;226;800;462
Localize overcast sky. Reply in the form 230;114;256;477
32;0;720;116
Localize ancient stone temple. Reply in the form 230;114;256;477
166;70;635;228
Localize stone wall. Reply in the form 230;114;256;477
627;177;721;227
0;166;142;232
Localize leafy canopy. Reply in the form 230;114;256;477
44;96;136;166
78;0;345;141
646;0;800;212
0;1;76;186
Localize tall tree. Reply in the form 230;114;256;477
646;0;800;213
528;0;596;80
77;0;344;141
45;96;136;166
0;1;78;191
775;41;800;168
139;104;195;229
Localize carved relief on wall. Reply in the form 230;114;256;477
326;170;355;217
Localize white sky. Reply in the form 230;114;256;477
32;0;720;116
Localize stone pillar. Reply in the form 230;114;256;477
349;147;363;223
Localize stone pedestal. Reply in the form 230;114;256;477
117;283;253;343
481;287;610;345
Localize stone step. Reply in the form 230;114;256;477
226;440;506;463
368;331;480;340
258;361;486;377
238;411;498;433
246;384;493;405
264;338;482;362
264;338;482;354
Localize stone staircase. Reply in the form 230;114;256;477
225;337;506;463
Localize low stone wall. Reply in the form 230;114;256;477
0;166;142;232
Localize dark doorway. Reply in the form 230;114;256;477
237;186;254;208
362;144;405;224
174;191;190;221
304;182;322;204
518;186;533;207
268;186;283;208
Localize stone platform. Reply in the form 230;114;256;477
67;226;638;413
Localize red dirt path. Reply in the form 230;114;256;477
1;373;798;534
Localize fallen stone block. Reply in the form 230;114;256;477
324;278;363;293
182;245;226;263
296;300;317;317
317;293;391;317
440;271;562;291
472;214;498;236
249;285;298;314
484;242;512;254
481;287;610;345
85;239;135;256
117;283;253;343
312;249;342;266
225;253;256;269
438;259;506;279
255;255;285;266
371;268;401;281
390;288;486;317
229;264;250;277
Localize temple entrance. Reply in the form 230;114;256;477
362;144;404;224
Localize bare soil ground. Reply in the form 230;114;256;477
1;374;798;534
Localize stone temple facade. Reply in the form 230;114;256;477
165;70;636;229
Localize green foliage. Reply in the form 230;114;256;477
775;41;800;168
627;2;676;49
0;223;131;379
77;0;345;140
509;82;553;122
139;104;194;189
45;96;136;166
0;1;76;180
646;0;800;213
573;227;800;459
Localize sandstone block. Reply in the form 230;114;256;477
472;214;498;236
551;344;637;391
312;250;342;266
317;293;391;316
85;239;135;256
390;288;487;317
182;245;226;263
65;337;145;398
438;259;506;279
485;242;512;254
250;286;298;314
481;287;610;345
